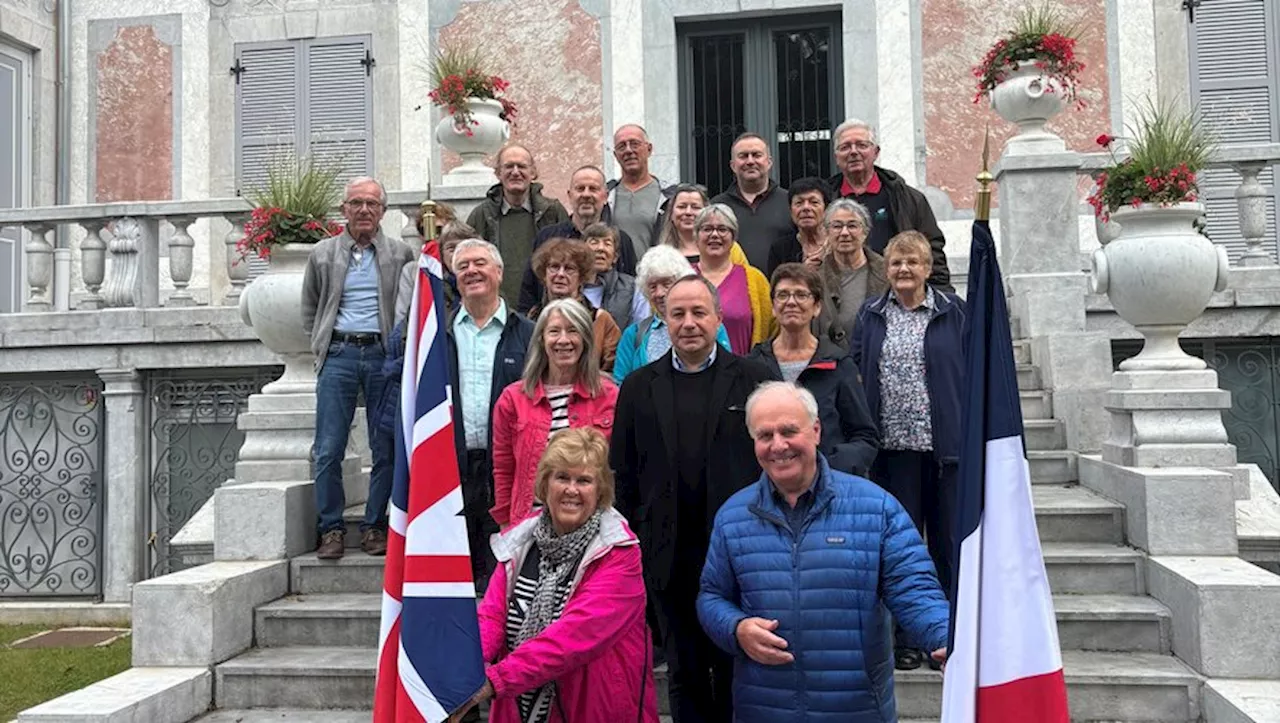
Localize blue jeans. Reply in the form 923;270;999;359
314;340;395;534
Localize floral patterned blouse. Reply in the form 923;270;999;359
878;287;936;451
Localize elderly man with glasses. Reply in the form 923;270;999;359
607;124;680;263
826;119;952;291
302;176;416;560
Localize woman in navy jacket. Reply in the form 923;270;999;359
748;262;879;477
850;230;964;671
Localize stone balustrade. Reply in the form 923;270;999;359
0;190;431;313
1078;142;1280;266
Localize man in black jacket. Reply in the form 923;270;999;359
446;239;534;591
711;133;794;270
611;275;773;723
827;119;953;291
465;144;569;305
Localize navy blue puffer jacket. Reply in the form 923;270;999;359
697;456;950;722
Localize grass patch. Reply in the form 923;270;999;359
0;624;132;721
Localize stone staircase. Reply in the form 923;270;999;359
193;341;1204;723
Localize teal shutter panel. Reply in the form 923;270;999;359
304;38;373;185
1189;0;1279;261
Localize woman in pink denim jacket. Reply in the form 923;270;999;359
490;298;619;530
451;428;658;723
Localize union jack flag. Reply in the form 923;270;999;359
374;240;486;722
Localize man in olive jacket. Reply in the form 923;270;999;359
301;176;415;560
827;119;952;291
466;144;569;305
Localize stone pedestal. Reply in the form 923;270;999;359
1102;369;1248;497
232;391;364;505
98;369;146;604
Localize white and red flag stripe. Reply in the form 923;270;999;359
373;240;486;722
941;220;1070;722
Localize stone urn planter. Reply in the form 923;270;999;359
436;97;510;185
1090;202;1229;371
990;66;1068;153
239;242;317;395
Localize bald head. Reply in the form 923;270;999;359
613;124;653;181
495;144;536;204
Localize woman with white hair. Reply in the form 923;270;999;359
817;198;888;349
490;298;619;530
612;245;731;383
694;204;774;355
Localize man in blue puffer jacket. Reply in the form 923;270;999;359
698;381;949;722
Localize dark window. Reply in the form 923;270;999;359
678;13;844;196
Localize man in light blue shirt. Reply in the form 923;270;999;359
446;240;534;591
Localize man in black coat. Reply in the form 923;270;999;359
611;275;773;723
827;119;953;291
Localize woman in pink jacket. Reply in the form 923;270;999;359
452;427;658;723
490;298;619;529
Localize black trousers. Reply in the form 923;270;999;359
871;449;955;646
656;567;734;723
463;450;498;593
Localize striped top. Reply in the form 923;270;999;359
505;547;577;723
546;385;572;436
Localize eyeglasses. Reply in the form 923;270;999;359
829;221;864;232
614;140;647;152
836;141;877;153
774;290;814;302
546;263;580;275
345;199;383;210
500;162;531;172
698;225;734;237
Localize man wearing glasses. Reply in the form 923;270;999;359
466;144;569;305
301;176;416;560
607;124;678;263
827;119;952;291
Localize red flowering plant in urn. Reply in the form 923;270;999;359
238;154;344;260
1086;100;1215;221
972;3;1086;108
428;42;518;135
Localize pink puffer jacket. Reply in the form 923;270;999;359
477;507;659;723
489;377;619;528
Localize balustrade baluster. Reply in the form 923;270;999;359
398;205;424;248
166;216;197;306
22;223;54;312
79;220;108;310
102;217;142;308
1233;161;1274;267
224;213;250;306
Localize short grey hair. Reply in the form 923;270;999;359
522;298;602;397
452;238;504;270
824;198;872;231
665;274;723;317
746;381;820;433
635;245;695;300
344;176;387;205
833;119;878;147
693;204;739;238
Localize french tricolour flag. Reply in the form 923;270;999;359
373;240;486;722
940;220;1070;722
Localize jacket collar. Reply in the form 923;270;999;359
866;286;955;319
491;506;638;565
751;337;843;370
750;454;838;522
338;229;388;255
529;376;596;404
722;179;780;205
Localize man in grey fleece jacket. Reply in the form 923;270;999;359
301;176;415;560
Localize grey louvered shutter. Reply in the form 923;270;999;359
304;37;372;186
1189;0;1280;261
235;42;302;198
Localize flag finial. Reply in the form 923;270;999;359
976;125;994;222
421;198;437;242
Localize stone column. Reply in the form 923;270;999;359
996;148;1113;452
97;368;146;603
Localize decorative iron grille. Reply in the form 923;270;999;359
1114;338;1280;491
146;367;280;576
0;377;103;597
772;29;835;184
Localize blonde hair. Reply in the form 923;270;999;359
884;230;931;263
534;427;616;509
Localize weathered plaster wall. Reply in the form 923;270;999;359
435;0;605;207
920;0;1112;210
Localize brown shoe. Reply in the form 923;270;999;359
317;530;345;559
361;528;388;556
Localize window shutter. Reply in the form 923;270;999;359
304;38;372;186
235;42;302;198
1189;0;1279;261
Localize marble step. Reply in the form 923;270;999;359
1017;363;1042;391
894;650;1200;721
1029;450;1079;484
1025;418;1068;451
1013;338;1031;365
293;541;1145;597
1033;484;1125;545
1020;389;1053;420
255;588;1168;655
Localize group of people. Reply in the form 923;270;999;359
299;118;965;723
